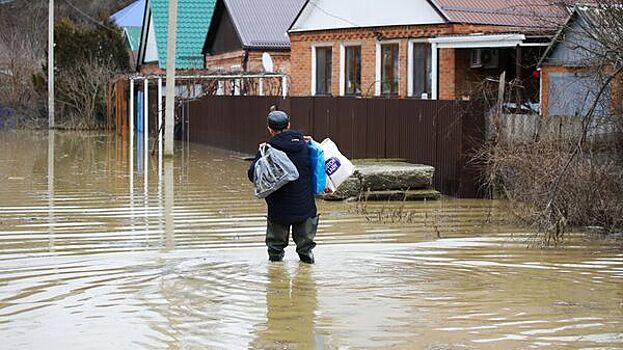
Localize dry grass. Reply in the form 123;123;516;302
477;119;623;245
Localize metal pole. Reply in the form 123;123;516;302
158;77;163;182
143;78;149;197
158;77;163;157
48;0;54;128
164;0;178;156
129;79;134;145
129;79;134;216
144;78;149;155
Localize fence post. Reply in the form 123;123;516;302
129;79;134;144
282;76;288;98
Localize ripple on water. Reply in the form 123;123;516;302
0;130;622;349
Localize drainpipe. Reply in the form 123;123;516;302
242;51;249;95
242;50;249;72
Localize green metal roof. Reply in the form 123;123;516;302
124;26;142;51
150;0;216;69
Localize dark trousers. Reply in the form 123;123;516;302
266;215;319;263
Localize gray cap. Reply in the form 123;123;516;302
267;111;289;130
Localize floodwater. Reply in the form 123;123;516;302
0;130;621;350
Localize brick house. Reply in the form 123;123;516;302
539;4;623;117
202;0;306;74
287;0;565;102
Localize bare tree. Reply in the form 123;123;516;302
0;30;46;127
479;1;623;244
55;58;119;129
0;0;134;127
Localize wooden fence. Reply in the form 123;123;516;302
188;96;486;197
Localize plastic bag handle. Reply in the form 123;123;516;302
259;143;269;157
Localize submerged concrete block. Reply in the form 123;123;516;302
356;162;434;191
320;175;361;201
357;189;441;201
320;161;438;201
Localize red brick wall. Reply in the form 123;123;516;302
205;50;246;72
205;50;291;74
138;63;164;75
438;48;456;100
289;24;515;98
247;51;291;74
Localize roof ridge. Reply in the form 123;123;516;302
442;5;566;18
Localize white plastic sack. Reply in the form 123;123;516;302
320;138;355;192
253;143;299;198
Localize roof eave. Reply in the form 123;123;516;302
424;0;451;23
136;0;151;71
243;45;290;51
287;0;311;33
537;6;579;68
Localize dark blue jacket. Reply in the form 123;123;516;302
248;130;317;225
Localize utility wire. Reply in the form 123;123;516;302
307;0;361;29
61;0;119;33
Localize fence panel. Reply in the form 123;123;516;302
187;96;485;197
434;102;462;195
289;97;313;135
365;99;387;159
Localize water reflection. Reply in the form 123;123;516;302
163;159;175;250
47;130;55;252
250;263;321;349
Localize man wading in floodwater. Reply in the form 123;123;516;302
248;110;318;264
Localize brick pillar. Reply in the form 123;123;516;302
439;48;456;100
399;39;408;97
360;38;376;97
331;43;340;97
289;36;311;96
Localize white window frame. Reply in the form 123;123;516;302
311;43;334;96
339;42;362;96
375;39;401;96
426;33;525;100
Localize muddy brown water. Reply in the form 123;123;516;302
0;130;621;349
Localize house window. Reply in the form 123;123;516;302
413;43;432;99
548;73;610;117
381;43;399;95
315;46;332;95
344;46;361;95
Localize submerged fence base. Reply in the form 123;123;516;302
188;96;486;198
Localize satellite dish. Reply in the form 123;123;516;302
262;52;274;73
